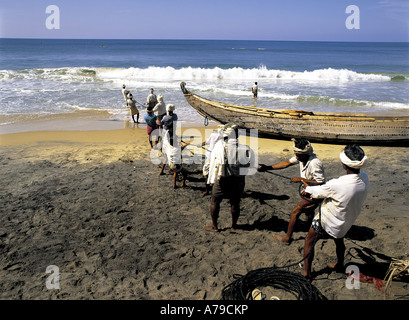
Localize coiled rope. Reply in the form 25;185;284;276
221;168;327;300
221;232;326;300
221;267;327;300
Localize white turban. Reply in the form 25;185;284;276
292;138;313;155
214;127;224;137
166;104;175;113
223;123;238;139
223;127;235;139
340;150;367;169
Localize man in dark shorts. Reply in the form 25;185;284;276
143;106;158;148
205;123;254;232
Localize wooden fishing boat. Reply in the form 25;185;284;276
180;82;409;146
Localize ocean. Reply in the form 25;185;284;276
0;39;408;130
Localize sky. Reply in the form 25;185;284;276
0;0;408;42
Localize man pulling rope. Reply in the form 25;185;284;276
301;144;369;281
258;138;326;245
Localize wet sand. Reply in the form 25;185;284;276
0;120;408;300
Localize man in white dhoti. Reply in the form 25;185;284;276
126;93;139;123
159;130;189;189
301;144;369;281
205;123;255;232
198;126;224;197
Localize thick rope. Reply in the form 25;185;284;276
221;172;325;300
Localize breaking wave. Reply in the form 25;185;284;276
1;66;403;85
96;66;394;83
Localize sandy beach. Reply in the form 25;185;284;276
0;119;408;301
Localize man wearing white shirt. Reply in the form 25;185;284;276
153;94;167;124
302;144;369;281
252;82;258;98
121;84;130;101
258;138;326;244
145;88;157;109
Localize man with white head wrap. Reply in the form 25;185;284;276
258;138;326;244
161;104;178;133
302;144;369;281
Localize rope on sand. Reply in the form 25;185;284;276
221;267;327;300
221;168;326;300
221;232;326;301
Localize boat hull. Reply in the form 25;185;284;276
180;82;409;146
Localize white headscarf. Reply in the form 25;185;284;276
166;104;175;114
339;150;367;169
291;138;313;155
222;123;238;139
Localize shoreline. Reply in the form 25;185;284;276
0;110;212;135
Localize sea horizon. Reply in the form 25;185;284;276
2;37;409;43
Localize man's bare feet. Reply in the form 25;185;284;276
204;225;219;232
300;270;312;282
273;233;290;245
328;263;344;273
201;191;209;197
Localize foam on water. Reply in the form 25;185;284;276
96;66;394;83
2;65;394;85
0;65;408;127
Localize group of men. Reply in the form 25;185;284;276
123;81;258;127
122;85;178;148
201;126;369;281
121;85;370;282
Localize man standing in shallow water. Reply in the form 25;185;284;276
252;82;258;98
145;88;157;109
126;93;139;123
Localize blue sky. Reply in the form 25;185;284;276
1;0;408;41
